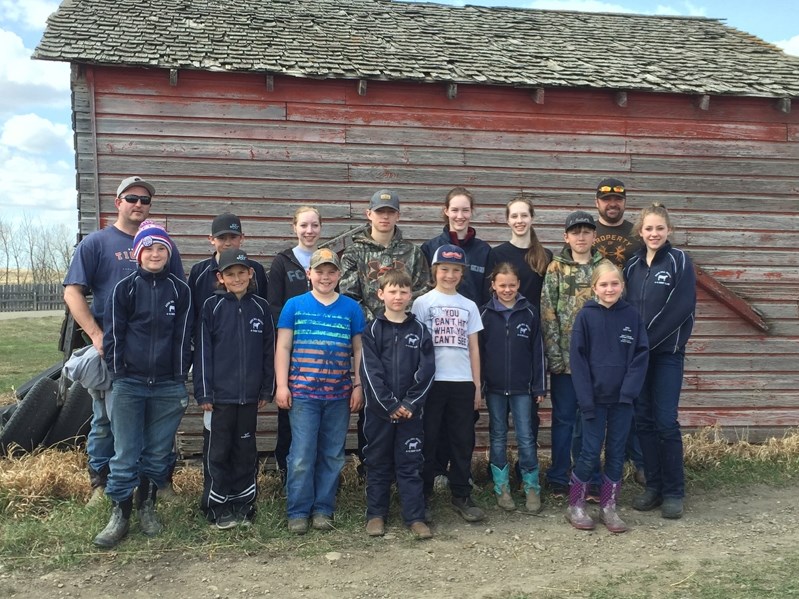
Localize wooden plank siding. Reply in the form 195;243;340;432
72;66;799;456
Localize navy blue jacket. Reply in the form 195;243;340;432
422;227;491;305
623;241;696;354
194;291;275;405
267;248;311;326
188;254;268;322
105;267;193;383
479;295;547;398
360;312;436;420
570;298;649;419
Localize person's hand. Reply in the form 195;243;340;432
90;330;104;357
199;402;213;412
392;405;412;420
350;385;364;412
535;395;545;405
275;385;292;410
257;399;267;410
474;388;482;411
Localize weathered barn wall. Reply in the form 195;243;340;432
71;65;799;454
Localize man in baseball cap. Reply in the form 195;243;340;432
63;176;185;502
593;177;642;267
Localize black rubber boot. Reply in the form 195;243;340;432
136;476;163;536
93;497;133;548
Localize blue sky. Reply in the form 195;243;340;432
1;0;797;229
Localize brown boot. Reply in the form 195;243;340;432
599;476;628;533
565;474;595;531
366;517;385;537
409;521;433;540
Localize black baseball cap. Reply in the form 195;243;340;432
211;213;243;238
217;249;250;272
596;177;627;200
565;211;596;232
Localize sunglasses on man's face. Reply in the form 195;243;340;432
120;194;152;205
598;185;625;194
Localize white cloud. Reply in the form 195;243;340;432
655;2;706;17
527;0;635;13
2;113;71;153
0;0;59;30
0;28;70;116
0;153;75;223
775;35;799;57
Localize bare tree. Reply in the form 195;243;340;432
0;215;75;284
0;218;12;284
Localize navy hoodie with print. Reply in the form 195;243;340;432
623;241;696;354
267;248;311;326
360;312;436;420
194;291;275;405
569;298;649;419
105;266;193;383
479;295;547;398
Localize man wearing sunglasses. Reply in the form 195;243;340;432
63;176;185;503
593;177;642;268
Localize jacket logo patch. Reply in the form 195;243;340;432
405;437;422;453
654;270;672;286
619;325;633;345
404;333;420;348
516;323;531;338
250;318;264;333
165;300;176;316
287;269;305;282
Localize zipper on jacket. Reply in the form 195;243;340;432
148;277;157;385
392;324;400;420
238;302;246;404
504;319;511;396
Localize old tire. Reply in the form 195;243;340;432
0;377;60;455
44;382;93;449
14;362;63;400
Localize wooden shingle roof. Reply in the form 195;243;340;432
34;0;799;98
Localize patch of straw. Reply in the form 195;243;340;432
0;445;90;518
684;425;799;470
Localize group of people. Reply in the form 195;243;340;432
63;175;696;548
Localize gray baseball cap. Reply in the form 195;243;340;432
369;189;400;211
117;176;155;197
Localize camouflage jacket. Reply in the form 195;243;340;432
540;247;608;374
340;226;431;321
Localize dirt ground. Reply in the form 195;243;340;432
1;482;797;599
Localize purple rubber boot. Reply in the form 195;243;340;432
599;476;628;533
566;473;595;531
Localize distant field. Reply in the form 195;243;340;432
0;316;63;403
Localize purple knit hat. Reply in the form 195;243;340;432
133;220;174;263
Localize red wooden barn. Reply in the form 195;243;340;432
35;0;799;456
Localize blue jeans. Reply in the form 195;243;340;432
574;403;633;482
573;410;642;484
87;387;114;483
486;393;538;473
546;373;579;487
636;352;686;499
106;378;188;502
287;397;350;520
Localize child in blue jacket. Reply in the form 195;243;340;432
624;202;696;520
480;262;546;514
568;262;649;533
360;269;436;539
194;249;275;529
95;221;192;549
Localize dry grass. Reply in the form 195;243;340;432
2;426;799;519
684;425;799;469
0;445;90;518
